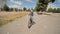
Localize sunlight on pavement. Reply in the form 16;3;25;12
52;14;59;16
43;25;47;29
17;24;20;26
7;32;9;34
43;15;47;16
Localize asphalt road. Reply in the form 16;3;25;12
0;13;60;34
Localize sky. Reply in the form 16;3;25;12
48;0;60;8
6;0;37;9
0;0;60;9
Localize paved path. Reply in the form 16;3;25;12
0;13;60;34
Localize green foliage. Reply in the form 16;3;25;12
31;8;34;11
27;8;30;11
48;8;60;13
0;8;3;11
3;4;9;11
9;8;23;11
48;8;53;12
35;0;55;12
15;8;17;11
53;8;57;13
10;8;13;11
23;7;27;11
56;8;60;13
18;9;22;11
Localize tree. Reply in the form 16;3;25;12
47;8;60;13
19;9;22;11
0;8;3;11
48;8;53;12
10;8;13;11
15;8;17;11
23;7;27;11
3;4;9;11
53;8;57;13
31;8;33;10
27;8;31;11
56;8;60;13
35;0;55;12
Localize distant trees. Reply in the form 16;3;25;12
3;4;9;11
0;4;33;12
0;6;28;12
0;4;28;12
15;8;17;11
23;7;27;11
47;8;60;13
57;8;60;13
27;8;31;11
0;4;10;11
9;8;14;11
0;8;3;11
47;8;53;12
31;8;33;10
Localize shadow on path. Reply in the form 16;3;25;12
28;18;35;29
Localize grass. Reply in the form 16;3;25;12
0;19;12;26
0;11;28;26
